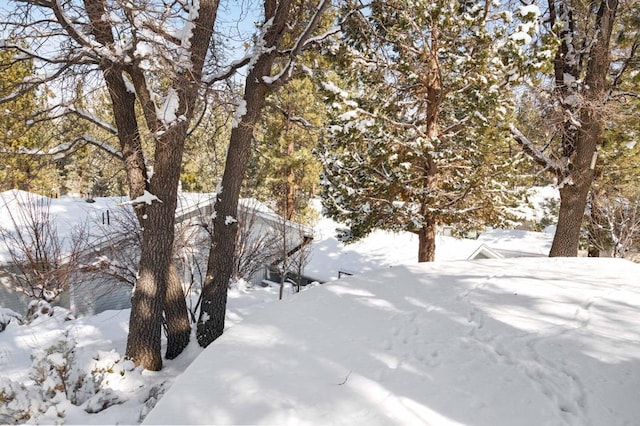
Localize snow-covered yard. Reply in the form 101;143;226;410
143;257;640;425
2;188;639;425
2;257;639;424
0;280;291;424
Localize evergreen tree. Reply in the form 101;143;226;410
509;0;635;257
248;76;325;221
0;47;57;193
320;0;531;261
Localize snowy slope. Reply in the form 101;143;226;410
305;215;494;282
145;257;640;426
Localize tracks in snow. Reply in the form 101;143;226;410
460;270;591;426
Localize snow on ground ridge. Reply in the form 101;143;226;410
145;257;640;426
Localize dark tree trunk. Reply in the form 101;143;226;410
126;126;187;370
197;0;294;348
549;0;618;257
550;182;591;257
196;78;272;346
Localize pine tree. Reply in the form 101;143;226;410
319;0;529;261
0;47;57;193
248;76;325;221
509;0;634;257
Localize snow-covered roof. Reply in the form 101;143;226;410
478;228;554;257
145;257;640;425
0;190;129;265
0;190;310;266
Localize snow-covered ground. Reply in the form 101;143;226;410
0;282;290;424
477;228;553;257
2;186;639;425
6;258;639;425
305;209;503;283
145;257;640;425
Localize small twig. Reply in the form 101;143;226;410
337;370;352;386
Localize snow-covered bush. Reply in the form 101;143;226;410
0;331;137;424
0;307;22;332
0;377;50;424
29;331;87;404
24;300;74;324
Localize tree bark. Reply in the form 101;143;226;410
418;216;437;262
196;72;273;347
126;125;187;369
549;0;618;257
197;0;294;347
164;262;191;359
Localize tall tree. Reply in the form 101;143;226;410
196;0;334;347
509;0;636;256
1;0;219;370
319;0;529;262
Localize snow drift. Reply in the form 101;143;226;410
145;257;640;425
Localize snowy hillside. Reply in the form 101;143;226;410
145;257;640;425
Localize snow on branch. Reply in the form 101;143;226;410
508;123;564;174
119;190;163;206
205;56;252;85
56;107;118;135
271;103;315;129
262;0;333;87
48;1;120;64
4;135;123;160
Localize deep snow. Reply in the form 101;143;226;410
0;282;291;424
2;186;638;425
145;257;640;425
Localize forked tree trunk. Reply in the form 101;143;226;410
126;127;187;370
102;63;191;365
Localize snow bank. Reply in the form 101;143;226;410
145;257;640;425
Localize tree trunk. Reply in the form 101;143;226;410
418;216;437;262
285;139;296;220
196;83;271;346
197;0;294;348
549;0;617;257
550;184;589;257
164;262;191;359
126;125;188;369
